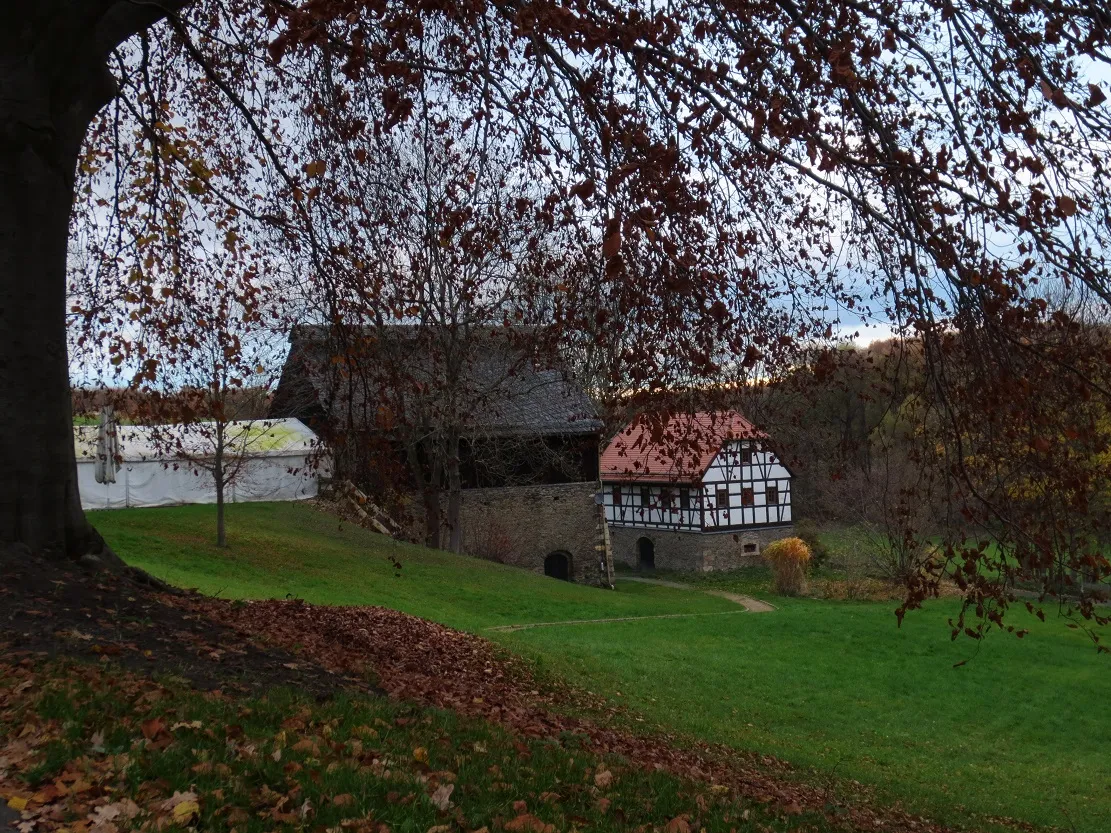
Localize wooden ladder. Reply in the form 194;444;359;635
334;479;403;539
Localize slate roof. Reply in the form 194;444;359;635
600;410;767;483
271;325;602;438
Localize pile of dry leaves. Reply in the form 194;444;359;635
173;596;951;833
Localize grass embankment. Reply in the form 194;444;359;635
92;503;1111;831
93;503;735;631
0;659;814;833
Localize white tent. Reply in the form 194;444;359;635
75;418;324;511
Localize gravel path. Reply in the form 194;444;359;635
618;576;777;613
486;610;749;632
484;576;777;632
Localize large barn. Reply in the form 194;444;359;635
270;324;613;586
600;410;794;571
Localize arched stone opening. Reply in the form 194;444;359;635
544;550;572;581
637;536;655;570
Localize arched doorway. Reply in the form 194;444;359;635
637;537;655;570
544;551;572;581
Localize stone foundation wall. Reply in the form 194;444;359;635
700;527;794;571
458;482;613;586
609;524;794;572
609;526;703;572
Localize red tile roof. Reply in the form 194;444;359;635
600;410;767;484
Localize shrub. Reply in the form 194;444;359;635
762;536;812;596
793;519;830;569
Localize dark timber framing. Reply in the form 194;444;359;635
602;439;793;533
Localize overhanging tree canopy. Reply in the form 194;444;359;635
3;0;1110;640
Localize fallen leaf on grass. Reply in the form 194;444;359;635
90;804;121;827
664;815;691;833
172;800;199;824
161;790;199;825
90;799;140;825
593;769;612;789
429;784;454;811
504;814;554;833
226;807;250;824
427;826;453;833
333;794;355;807
140;718;165;740
31;783;65;803
292;738;318;755
7;796;28;812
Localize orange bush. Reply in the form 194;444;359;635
762;536;812;596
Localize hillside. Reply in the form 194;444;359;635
85;502;1110;832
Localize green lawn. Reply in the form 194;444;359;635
95;502;736;631
92;503;1111;832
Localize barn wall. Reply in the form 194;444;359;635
457;481;613;587
609;524;794;572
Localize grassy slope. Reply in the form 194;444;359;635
93;503;1111;831
94;503;736;631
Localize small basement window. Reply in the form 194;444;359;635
743;543;758;554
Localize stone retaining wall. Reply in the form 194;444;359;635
458;482;613;586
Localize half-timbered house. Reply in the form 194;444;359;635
600;410;794;571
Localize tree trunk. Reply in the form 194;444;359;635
407;440;443;550
214;427;227;547
0;40;108;560
0;3;185;562
446;434;463;554
215;482;227;547
422;453;444;550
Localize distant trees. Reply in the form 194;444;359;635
741;316;1111;638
